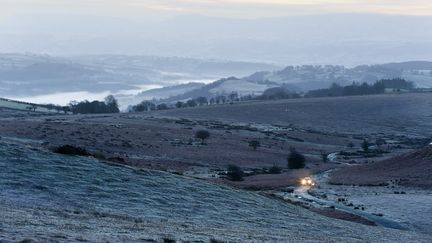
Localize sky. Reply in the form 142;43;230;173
1;0;432;65
1;0;432;19
1;0;432;103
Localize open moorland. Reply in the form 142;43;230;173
1;92;432;240
153;92;432;136
1;139;430;242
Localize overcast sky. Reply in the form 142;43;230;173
1;1;432;65
2;0;432;19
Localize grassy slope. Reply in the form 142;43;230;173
330;145;432;188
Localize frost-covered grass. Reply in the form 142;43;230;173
0;140;429;242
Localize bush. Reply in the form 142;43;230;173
362;139;370;153
157;103;169;110
131;101;156;112
248;140;260;151
227;165;244;181
195;130;210;143
53;145;90;156
69;95;120;114
269;165;282;174
287;148;305;169
175;101;186;108
321;151;328;163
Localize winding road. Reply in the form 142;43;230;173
283;170;407;230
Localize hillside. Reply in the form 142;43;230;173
0;98;55;113
330;145;432;189
155;61;432;102
159;77;277;102
0;53;279;100
136;82;206;100
1;140;430;242
153;92;432;136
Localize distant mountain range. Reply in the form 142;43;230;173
1;53;431;108
0;53;279;98
3;13;432;66
154;61;432;103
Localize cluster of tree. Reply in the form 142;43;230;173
68;95;120;114
37;95;120;114
257;86;300;100
306;82;385;97
306;78;414;98
175;96;210;108
287;147;306;169
131;92;245;113
44;104;70;113
379;78;415;90
130;78;415;114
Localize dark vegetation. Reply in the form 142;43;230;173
226;165;244;181
248;140;261;151
195;130;210;143
362;139;370;152
129;78;415;113
306;78;414;98
287;148;306;169
69;95;120;114
269;165;283;174
53;145;90;156
258;86;300;100
41;95;120;114
321;151;329;163
24;95;120;114
131;101;156;112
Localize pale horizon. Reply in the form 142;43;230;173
2;0;432;19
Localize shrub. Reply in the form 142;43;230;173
227;165;244;181
248;140;261;151
269;165;282;174
362;139;370;153
157;103;169;110
321;151;328;163
162;238;175;243
131;101;156;112
287;148;305;169
195;130;210;143
175;101;186;108
53;145;90;156
186;99;197;107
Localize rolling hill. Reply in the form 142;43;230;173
154;61;432;103
0;98;54;113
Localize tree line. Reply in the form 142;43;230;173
129;92;245;112
129;78;414;113
43;95;120;114
306;78;414;98
42;78;413;114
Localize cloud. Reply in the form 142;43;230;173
121;0;432;17
1;0;431;18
